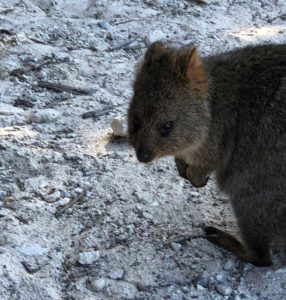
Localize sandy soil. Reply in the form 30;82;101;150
0;0;286;299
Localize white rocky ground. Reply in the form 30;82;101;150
0;0;285;299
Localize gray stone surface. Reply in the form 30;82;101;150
0;0;285;299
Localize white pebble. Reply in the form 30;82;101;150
109;269;124;280
216;284;232;296
142;212;153;220
149;30;165;43
224;259;235;270
215;274;224;282
25;175;49;190
111;117;128;137
91;278;107;291
0;103;23;115
171;242;182;251
78;250;100;265
20;243;47;256
74;187;84;194
190;191;200;197
31;109;61;123
46;191;61;203
54;198;70;207
138;195;153;204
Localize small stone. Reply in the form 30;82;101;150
46;191;61;203
137;194;153;204
31;109;61;123
54;197;70;208
98;21;111;30
0;103;24;116
64;153;82;161
78;250;100;265
224;259;235;270
190;191;200;197
61;190;70;198
135;204;143;211
148;29;165;42
16;150;26;157
111;117;127;137
103;164;112;172
142;211;153;220
21;260;41;274
169;291;183;300
135;192;159;206
215;274;224;282
20;243;47;256
196;275;209;288
0;236;8;246
276;267;286;273
25;175;48;190
197;284;205;291
216;284;232;296
170;242;182;251
0;190;6;199
74;187;83;194
150;200;159;206
107;281;137;300
91;278;107;291
108;269;124;280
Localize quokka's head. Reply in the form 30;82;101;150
128;41;210;163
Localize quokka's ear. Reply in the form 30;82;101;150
178;47;208;93
144;41;171;66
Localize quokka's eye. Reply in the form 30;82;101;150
160;121;174;137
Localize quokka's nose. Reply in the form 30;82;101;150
137;148;153;163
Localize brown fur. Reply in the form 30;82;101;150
128;41;286;267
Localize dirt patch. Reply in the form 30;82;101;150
0;0;285;299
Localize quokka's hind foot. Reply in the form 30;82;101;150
203;225;272;267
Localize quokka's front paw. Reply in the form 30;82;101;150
174;157;189;179
188;173;209;188
174;157;209;187
186;167;209;188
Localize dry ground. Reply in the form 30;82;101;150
0;0;286;299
